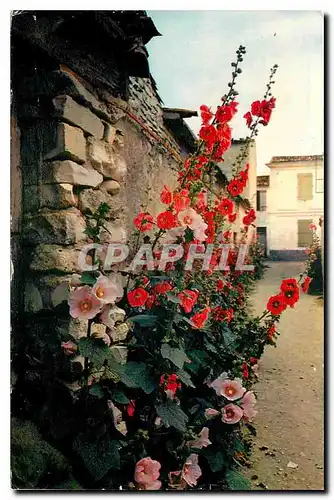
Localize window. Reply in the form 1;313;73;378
297;174;313;201
297;220;313;247
256;190;267;211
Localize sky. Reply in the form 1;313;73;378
146;10;324;173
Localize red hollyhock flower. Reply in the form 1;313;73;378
133;212;154;232
178;290;199;313
243;111;253;128
282;288;300;308
301;276;312;293
160;374;181;395
259;97;276;125
280;278;298;293
199;124;217;144
145;295;155;310
173;189;191;212
243;209;256;226
216;122;232;151
217;198;234;216
127;400;136;417
267;294;287;315
227;179;244;197
127;287;149;307
215;101;238;124
190;307;210;329
152;281;173;296
249;357;258;365
156;211;177;230
238;170;248;187
251;100;262;116
200;104;213;124
242;362;249;380
223;231;232;241
160;185;173;205
228;213;237;223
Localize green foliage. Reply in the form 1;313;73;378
155;400;189;432
120;362;156;394
161;343;189;369
225;469;251;490
73;433;121;481
11;418;69;489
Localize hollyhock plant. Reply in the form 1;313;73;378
241;391;257;421
127;287;149;307
30;47;310;492
133;212;154;232
222;404;244;424
190;307;210;329
92;276;123;304
267;294;287;315
188;427;212;449
68;286;103;319
134;457;161;490
181;454;202;487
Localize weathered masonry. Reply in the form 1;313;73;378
10;11;197;375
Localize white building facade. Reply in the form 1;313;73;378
266;155;324;260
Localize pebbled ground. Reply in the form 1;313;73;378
246;262;324;491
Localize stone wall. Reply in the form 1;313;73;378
15;65;183;340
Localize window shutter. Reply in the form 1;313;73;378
297;174;313;200
297;220;313;247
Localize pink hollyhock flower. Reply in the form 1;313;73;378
220;378;246;401
182;454;202;487
92;276;123;304
193;221;208;242
309;223;317;231
68;286;103;319
241;391;258;421
134;457;161;489
61;340;77;356
188;427;212;449
205;408;220;419
221;403;244;424
178;208;204;231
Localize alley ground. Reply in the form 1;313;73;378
246;262;324;491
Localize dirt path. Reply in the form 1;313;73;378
246;262;324;491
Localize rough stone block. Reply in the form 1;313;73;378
100;180;121;195
87;138;127;180
53;95;104;139
79;189;122;217
24;274;75;313
99;219;127;244
40;160;103;187
23;208;87;246
30;244;88;273
55;317;89;340
44;123;86;164
103;124;117;144
24;184;78;212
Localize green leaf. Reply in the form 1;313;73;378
186;349;210;373
109;390;130;404
155;400;188;432
221;325;238;350
202;448;226;472
166;293;181;304
225;469;251;491
128;315;158;327
88;384;105;399
161;344;189;369
80;272;99;286
73;434;120;481
78;338;110;368
120;362;156;394
175;369;195;388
